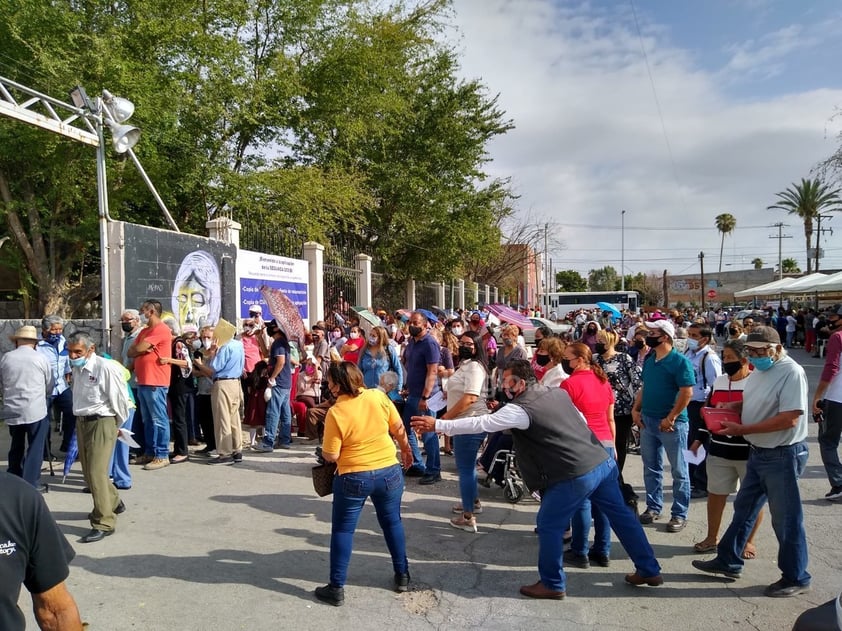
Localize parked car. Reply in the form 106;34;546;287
492;318;572;347
733;309;768;325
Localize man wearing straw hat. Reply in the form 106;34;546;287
0;325;54;491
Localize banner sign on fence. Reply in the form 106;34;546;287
236;250;309;321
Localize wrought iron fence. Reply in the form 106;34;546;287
239;224;303;259
415;281;438;310
371;273;406;313
323;242;357;327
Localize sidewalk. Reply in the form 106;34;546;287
10;347;841;630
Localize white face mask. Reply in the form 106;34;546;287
451;326;463;336
202;339;212;350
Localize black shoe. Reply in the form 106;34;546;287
36;484;49;494
404;466;425;477
692;558;742;579
115;500;126;515
394;572;410;593
690;488;708;499
418;473;441;485
563;550;589;569
207;456;234;465
588;550;610;567
80;528;113;544
315;584;345;606
764;579;811;598
232;452;243;463
82;486;91;493
825;485;842;501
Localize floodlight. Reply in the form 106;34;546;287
106;120;140;153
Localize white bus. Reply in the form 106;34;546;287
546;291;640;317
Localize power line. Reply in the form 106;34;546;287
557;222;775;231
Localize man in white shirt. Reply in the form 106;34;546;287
0;326;53;491
67;332;130;543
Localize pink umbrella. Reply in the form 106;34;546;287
485;304;535;330
260;285;306;343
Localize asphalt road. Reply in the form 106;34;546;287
9;346;841;630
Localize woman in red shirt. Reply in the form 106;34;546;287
560;342;616;569
340;326;365;363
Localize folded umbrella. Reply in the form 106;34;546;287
62;430;78;483
351;306;382;334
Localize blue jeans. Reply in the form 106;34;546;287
640;415;690;519
7;416;49;487
137;385;170;459
536;458;661;591
571;447;614;557
714;442;810;586
818;400;842;488
400;396;426;473
109;410;133;489
454;433;485;512
330;464;409;587
263;386;291;448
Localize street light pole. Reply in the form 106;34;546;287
699;251;705;311
621;210;626;291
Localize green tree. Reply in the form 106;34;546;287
555;270;587;292
781;258;801;274
588;265;620;291
752;257;764;270
715;213;736;278
767;178;842;274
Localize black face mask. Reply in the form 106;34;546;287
586;328;596;335
644;336;662;349
408;325;423;337
535;353;551;366
633;339;645;349
458;346;474;361
830;319;842;330
594;342;607;355
722;361;742;377
728;328;738;335
560;358;574;374
121;322;134;333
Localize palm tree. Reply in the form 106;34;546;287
781;258;801;274
715;213;737;278
751;257;763;270
768;178;842;273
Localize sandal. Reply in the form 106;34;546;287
741;543;757;560
170;455;189;464
693;540;717;553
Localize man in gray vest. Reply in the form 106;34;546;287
412;359;662;599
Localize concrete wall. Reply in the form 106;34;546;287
0;320;103;354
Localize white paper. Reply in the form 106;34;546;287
117;427;141;449
425;391;447;413
683;445;706;465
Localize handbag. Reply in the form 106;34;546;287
311;461;337;497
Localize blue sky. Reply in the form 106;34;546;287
448;0;842;277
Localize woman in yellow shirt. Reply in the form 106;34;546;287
316;362;414;607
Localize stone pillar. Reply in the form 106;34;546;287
355;254;372;309
406;279;416;311
435;282;446;309
206;217;241;248
484;284;491;305
456;279;465;310
493;287;499;303
303;242;324;324
471;282;479;308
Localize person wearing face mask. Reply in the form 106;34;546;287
190;326;217;456
36;315;74;455
727;320;747;343
340;326;364;363
411;360;663;598
357;327;403;394
535;337;567;388
690;339;764;558
329;325;347;355
628;329;649;367
693;326;811;598
494;325;526;399
254;321;293;453
66;332;130;543
119;309;146;461
684;323;722;499
439;331;491;532
631;320;695;533
580;321;600;353
811;306;842;501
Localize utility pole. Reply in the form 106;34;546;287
544;222;549;317
621;210;626;291
699;251;705;310
815;214;833;273
769;222;792;280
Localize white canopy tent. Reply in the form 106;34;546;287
802;270;842;293
780;273;829;293
733;277;799;298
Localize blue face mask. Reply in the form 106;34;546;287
47;333;62;344
69;355;87;368
685;338;699;352
748;356;774;371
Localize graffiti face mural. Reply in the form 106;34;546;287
172;251;221;329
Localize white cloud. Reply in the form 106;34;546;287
448;0;842;276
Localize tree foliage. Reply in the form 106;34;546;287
714;213;736;277
781;257;801;274
767;178;842;274
555;270;587;292
752;257;763;270
0;0;515;315
588;265;620;291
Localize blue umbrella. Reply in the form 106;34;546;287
417;308;440;325
62;429;78;483
596;302;621;318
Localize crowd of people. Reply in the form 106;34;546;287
2;299;842;623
